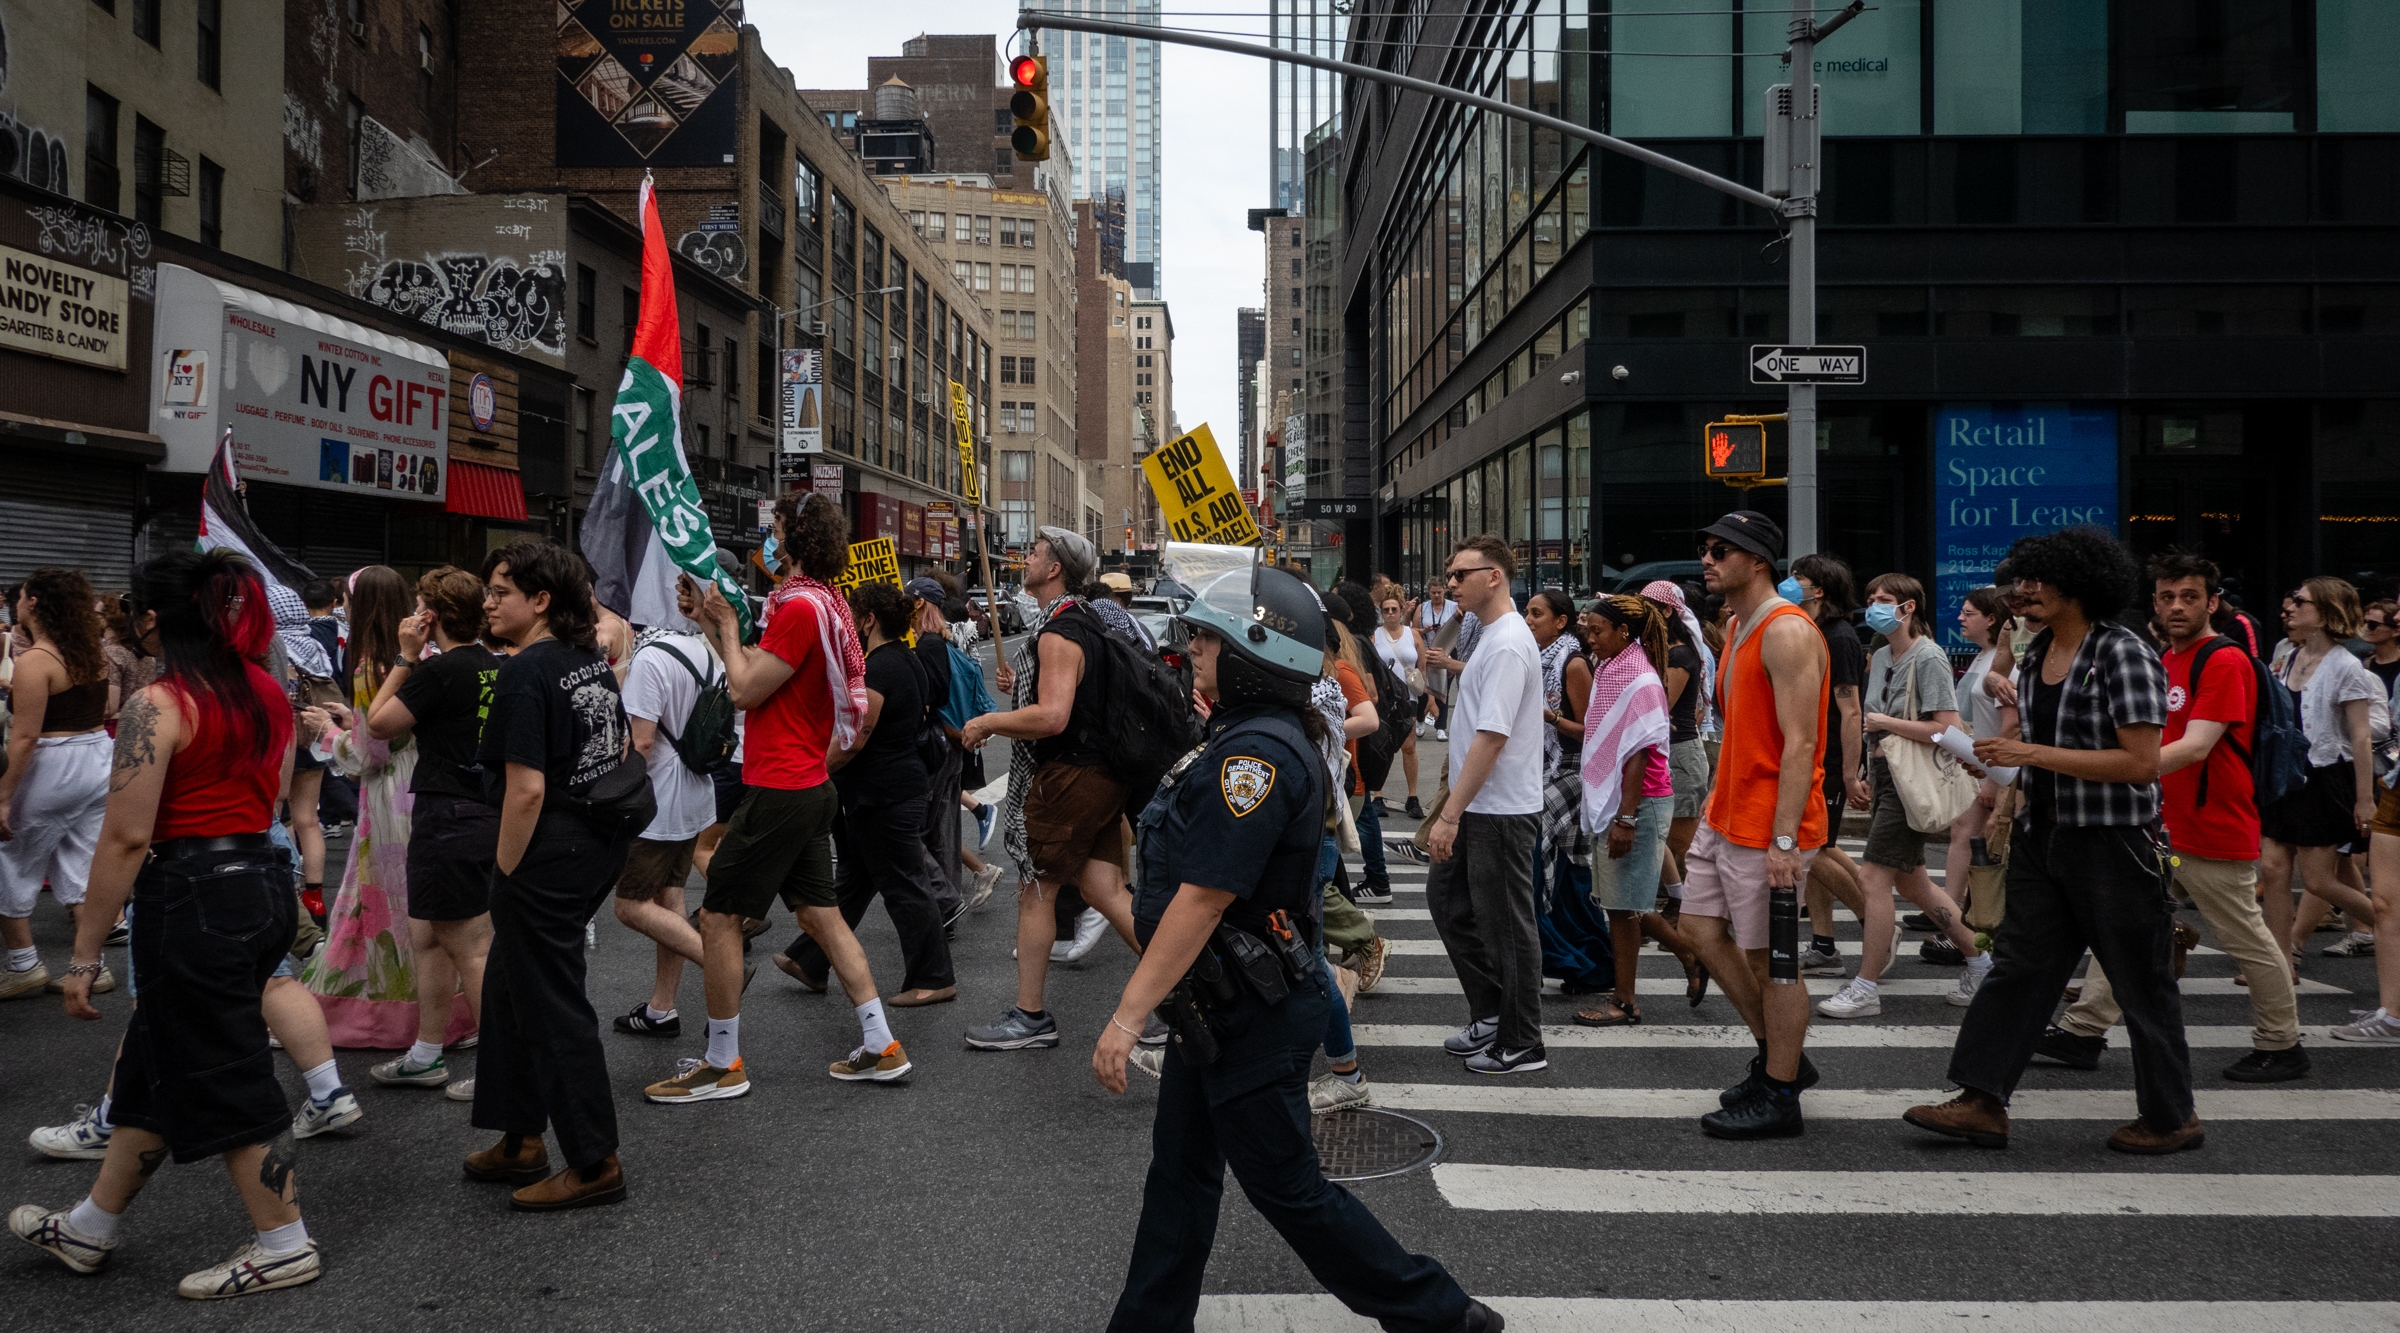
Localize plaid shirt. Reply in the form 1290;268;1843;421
2012;619;2169;828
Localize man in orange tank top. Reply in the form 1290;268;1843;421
1681;511;1830;1140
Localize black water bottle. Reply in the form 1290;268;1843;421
1768;882;1801;984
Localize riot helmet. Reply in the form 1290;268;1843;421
1178;561;1327;711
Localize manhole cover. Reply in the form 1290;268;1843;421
1313;1107;1443;1182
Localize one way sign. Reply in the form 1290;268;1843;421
1749;345;1867;385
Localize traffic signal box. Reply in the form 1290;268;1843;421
1010;56;1051;162
1704;418;1769;482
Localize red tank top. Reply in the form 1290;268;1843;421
153;664;293;841
1704;601;1831;850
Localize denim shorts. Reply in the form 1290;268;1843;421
1589;794;1675;913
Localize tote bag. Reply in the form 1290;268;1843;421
1876;647;1981;834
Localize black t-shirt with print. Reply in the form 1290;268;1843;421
396;644;499;800
475;637;627;804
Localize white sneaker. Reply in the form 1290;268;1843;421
966;862;1004;910
1308;1073;1374;1115
177;1238;323;1299
9;1204;115;1274
290;1089;362;1140
1434;728;1448;742
1816;977;1881;1019
1128;1047;1165;1080
1063;907;1108;962
444;1078;476;1103
2331;1008;2400;1044
28;1104;112;1160
1416;720;1431;739
1950;960;1992;1008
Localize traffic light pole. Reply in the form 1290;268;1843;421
1016;3;1865;559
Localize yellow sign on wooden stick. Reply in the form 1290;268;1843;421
833;536;901;594
1142;423;1260;548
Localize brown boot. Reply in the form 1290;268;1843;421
511;1155;627;1212
2107;1113;2204;1155
463;1134;550;1185
1901;1089;2010;1148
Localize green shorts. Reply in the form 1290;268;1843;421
702;781;839;917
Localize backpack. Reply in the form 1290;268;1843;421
1067;601;1201;793
2190;634;2306;810
897;643;952;776
1353;643;1415;792
558;747;659;836
645;638;737;774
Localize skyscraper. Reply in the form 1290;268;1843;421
1027;0;1161;297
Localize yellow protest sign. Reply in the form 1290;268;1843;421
833;536;901;594
948;380;981;505
1143;423;1260;547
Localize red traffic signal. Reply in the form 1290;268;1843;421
1009;55;1051;161
1010;55;1042;88
1704;420;1767;480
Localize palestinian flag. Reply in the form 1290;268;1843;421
197;425;316;589
582;175;754;640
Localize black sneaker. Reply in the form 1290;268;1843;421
1404;796;1426;820
1457;1298;1506;1332
1919;936;1966;966
612;1001;681;1037
1352;880;1395;906
1465;1043;1548;1075
2030;1024;2104;1070
104;922;130;948
2222;1044;2310;1083
1700;1087;1804;1139
1719;1051;1820;1107
1368;797;1390;818
1902;912;1937;932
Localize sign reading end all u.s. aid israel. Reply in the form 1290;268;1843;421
1933;403;2117;649
1143;423;1261;547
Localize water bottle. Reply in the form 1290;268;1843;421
1768;882;1801;984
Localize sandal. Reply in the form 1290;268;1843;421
1574;997;1642;1027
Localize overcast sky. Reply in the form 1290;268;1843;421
748;2;1273;474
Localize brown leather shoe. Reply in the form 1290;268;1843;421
887;985;958;1008
1901;1091;2010;1148
463;1134;550;1185
510;1155;627;1211
2107;1113;2204;1155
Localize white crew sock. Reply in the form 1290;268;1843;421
1966;951;1994;975
66;1196;121;1240
6;946;37;972
95;1095;114;1131
301;1059;342;1101
705;1015;740;1069
644;1003;676;1023
1660;880;1685;901
1852;976;1879;993
856;998;893;1052
254;1217;310;1257
405;1040;443;1069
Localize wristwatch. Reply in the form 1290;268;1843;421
1772;834;1799;853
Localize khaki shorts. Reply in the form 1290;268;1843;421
614;835;698;904
1669;739;1711;820
1024;761;1129;887
2373;778;2400;840
1680;823;1819;950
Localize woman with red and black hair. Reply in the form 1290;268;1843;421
11;548;326;1299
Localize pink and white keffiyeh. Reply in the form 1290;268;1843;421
1579;641;1671;832
765;572;869;750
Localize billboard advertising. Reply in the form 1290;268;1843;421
556;0;744;168
1932;403;2117;649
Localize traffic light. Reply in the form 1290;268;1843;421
1704;419;1767;481
1009;55;1051;162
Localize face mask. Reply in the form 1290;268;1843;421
1776;576;1807;604
762;534;781;571
1863;602;1902;635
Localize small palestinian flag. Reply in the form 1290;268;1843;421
198;426;316;589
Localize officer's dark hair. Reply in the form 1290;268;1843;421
2003;525;2140;624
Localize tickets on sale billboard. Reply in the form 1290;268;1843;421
1142;423;1260;548
833;536;902;593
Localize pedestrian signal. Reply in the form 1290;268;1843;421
1009;56;1051;162
1704;420;1767;481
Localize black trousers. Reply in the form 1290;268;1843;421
791;794;956;992
1109;980;1470;1333
1948;819;2196;1132
922;745;965;918
472;811;632;1170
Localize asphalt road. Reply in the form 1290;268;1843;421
6;714;2400;1329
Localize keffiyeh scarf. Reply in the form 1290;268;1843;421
766;572;868;750
1642;578;1714;730
1579;642;1671;833
266;582;334;680
1538;633;1575;778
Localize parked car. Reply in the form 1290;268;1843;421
968;587;1036;635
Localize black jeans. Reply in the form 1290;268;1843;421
113;843;296;1163
473;811;633;1170
921;745;965;918
1948;819;2196;1132
1426;810;1544;1052
1110;978;1470;1333
790;794;957;992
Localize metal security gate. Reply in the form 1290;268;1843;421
0;456;137;589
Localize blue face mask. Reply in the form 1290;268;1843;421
1776;576;1807;604
762;534;781;571
1862;602;1902;635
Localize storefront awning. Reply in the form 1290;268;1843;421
444;458;528;521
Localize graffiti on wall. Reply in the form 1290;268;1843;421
341;207;564;361
26;205;154;302
675;200;746;283
0;11;70;199
355;117;463;202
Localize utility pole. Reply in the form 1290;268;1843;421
1786;0;1820;558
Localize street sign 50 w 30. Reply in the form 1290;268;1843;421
1750;345;1867;385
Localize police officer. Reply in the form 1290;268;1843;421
1091;562;1501;1333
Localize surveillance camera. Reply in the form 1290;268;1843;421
1611;364;1630;381
1558;369;1581;385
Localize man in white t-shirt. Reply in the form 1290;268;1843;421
1424;534;1549;1076
608;630;727;1038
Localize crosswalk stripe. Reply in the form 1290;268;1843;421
1357;974;2344;996
1429;1165;2400;1215
1348;1022;2349;1050
1198;1297;2400;1332
1369;1083;2400;1120
1357;929;2225;957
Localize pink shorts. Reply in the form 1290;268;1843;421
1680;823;1819;950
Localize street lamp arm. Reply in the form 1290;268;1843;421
1013;11;1783;214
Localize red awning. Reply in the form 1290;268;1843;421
444;458;529;521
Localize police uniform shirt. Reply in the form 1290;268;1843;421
1133;703;1324;947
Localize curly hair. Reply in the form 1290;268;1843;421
488;541;601;651
2003;525;2140;624
773;491;850;581
19;566;106;685
417;566;488;646
849;580;912;642
2146;548;2220;593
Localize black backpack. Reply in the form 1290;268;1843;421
1353;644;1415;792
645;638;737;773
2189;634;2307;810
1069;602;1202;793
895;642;952;776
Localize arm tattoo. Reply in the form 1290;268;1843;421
137;1146;169;1178
111;692;160;793
257;1130;297;1199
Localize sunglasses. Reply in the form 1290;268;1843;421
2285;595;2315;607
1696;541;1741;562
1444;565;1502;582
2367;619;2392;631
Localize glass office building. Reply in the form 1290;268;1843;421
1334;1;2400;638
1030;0;1164;296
